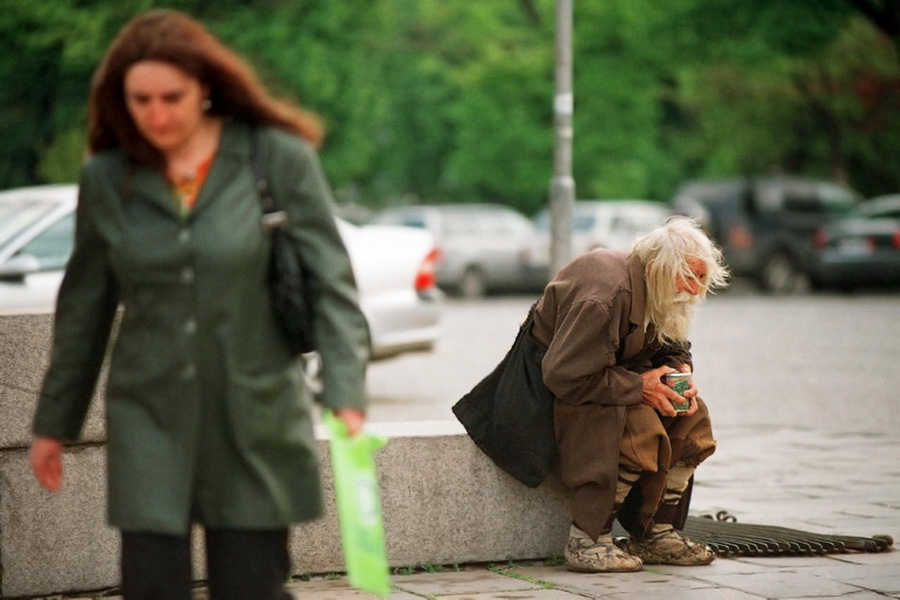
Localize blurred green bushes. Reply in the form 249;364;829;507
1;0;897;213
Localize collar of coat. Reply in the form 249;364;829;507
533;250;654;360
126;120;253;220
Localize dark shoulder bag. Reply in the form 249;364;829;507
452;304;556;487
251;131;317;355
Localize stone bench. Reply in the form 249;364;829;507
0;314;569;598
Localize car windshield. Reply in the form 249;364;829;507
615;206;668;230
817;183;862;216
0;199;58;248
535;204;664;233
534;208;597;232
850;197;900;220
573;210;597;232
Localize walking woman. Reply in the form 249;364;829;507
29;9;369;599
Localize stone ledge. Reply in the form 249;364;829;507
0;421;570;598
0;313;106;449
0;313;570;598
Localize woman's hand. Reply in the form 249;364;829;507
333;407;366;436
31;436;64;492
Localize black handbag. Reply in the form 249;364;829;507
251;131;317;355
452;305;556;487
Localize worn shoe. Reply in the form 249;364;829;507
564;525;643;573
624;529;715;566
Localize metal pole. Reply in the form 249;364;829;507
550;0;575;275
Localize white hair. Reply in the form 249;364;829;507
632;216;729;344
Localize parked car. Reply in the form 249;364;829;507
671;176;864;293
811;194;900;290
370;203;540;297
0;184;441;361
531;199;671;280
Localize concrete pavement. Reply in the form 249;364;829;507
280;425;900;600
32;424;899;599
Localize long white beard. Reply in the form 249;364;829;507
649;293;696;343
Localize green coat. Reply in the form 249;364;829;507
33;121;370;535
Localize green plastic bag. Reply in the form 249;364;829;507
323;410;391;597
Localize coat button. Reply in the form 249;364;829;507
178;229;191;244
181;363;196;380
180;267;195;284
184;318;197;335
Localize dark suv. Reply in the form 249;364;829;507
671;176;863;293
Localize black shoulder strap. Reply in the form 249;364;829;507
250;128;277;213
250;128;288;229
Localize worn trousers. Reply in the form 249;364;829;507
120;528;292;600
558;397;716;541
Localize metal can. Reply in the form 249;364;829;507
663;372;692;412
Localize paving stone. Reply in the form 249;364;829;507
675;556;840;572
511;565;716;597
391;570;544;596
284;577;420;600
695;571;865;598
606;588;762;600
800;563;900;594
780;592;897;600
734;555;864;569
439;589;593;600
828;552;900;566
836;504;900;518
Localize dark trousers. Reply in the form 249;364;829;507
121;528;292;600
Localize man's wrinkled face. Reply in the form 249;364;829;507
675;257;707;300
648;256;707;342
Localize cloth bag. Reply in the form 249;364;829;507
323;411;391;597
251;131;317;355
452;306;556;487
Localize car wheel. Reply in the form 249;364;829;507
459;267;487;299
757;251;799;294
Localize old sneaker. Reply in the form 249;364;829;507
625;529;715;566
564;525;643;573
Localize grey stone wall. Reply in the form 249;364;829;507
0;313;569;598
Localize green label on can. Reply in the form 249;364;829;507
664;373;691;412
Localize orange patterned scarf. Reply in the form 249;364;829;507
172;154;215;215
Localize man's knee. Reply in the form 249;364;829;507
668;398;716;467
620;404;670;473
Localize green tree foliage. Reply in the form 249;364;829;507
660;0;899;197
213;2;391;199
0;0;103;187
440;2;554;213
571;1;681;202
1;0;898;212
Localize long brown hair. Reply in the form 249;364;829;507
88;9;324;171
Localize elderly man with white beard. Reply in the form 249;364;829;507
530;216;729;573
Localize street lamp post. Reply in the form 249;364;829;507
550;0;574;276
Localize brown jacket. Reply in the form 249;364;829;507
532;249;691;401
531;249;692;537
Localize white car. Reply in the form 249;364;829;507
0;184;441;360
531;199;671;279
371;203;542;297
